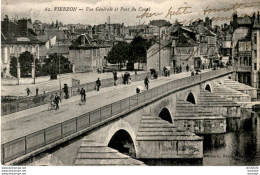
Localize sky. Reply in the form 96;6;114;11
1;0;260;26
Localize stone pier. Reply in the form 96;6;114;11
174;100;226;134
136;116;203;159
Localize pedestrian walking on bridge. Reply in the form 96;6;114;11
80;88;86;102
63;84;69;99
36;87;39;96
186;64;189;72
144;76;149;90
96;78;101;91
54;93;62;110
113;71;118;86
26;88;30;96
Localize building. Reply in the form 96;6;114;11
146;39;172;71
68;34;111;72
232;12;260;88
252;12;260;88
172;33;199;71
1;15;44;78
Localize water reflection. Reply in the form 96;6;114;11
140;158;203;166
203;111;260;166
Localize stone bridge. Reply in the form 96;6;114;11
74;70;257;165
2;68;257;165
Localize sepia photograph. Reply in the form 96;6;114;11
1;0;260;174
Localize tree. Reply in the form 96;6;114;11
129;36;152;70
9;56;18;78
41;53;72;78
10;51;41;78
107;42;130;70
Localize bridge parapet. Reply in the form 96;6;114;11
1;68;234;165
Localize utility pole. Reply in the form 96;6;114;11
33;55;36;84
158;26;161;73
17;56;20;85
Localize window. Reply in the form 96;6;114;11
254;63;257;70
244;57;247;66
254;33;257;44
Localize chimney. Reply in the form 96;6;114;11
81;34;85;46
205;16;210;27
3;15;9;33
232;12;238;30
18;18;28;36
224;23;227;29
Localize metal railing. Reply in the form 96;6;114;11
1;72;153;116
1;68;233;164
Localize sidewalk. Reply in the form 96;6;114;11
1;70;146;97
2;70;210;144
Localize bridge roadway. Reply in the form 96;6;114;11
2;70;210;144
2;70;146;96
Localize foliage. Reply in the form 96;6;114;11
106;37;151;70
129;36;152;63
41;53;72;76
107;42;130;70
9;56;18;78
10;51;41;78
10;52;72;78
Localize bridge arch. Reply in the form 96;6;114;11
158;107;173;124
108;129;136;158
205;84;212;92
186;92;196;104
105;120;138;158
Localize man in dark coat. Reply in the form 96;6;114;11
186;64;189;72
26;88;30;96
113;71;118;86
80;88;86;102
54;93;61;110
63;84;69;99
36;87;39;96
96;78;101;91
144;77;149;90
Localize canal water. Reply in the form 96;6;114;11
141;108;260;166
202;109;260;166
